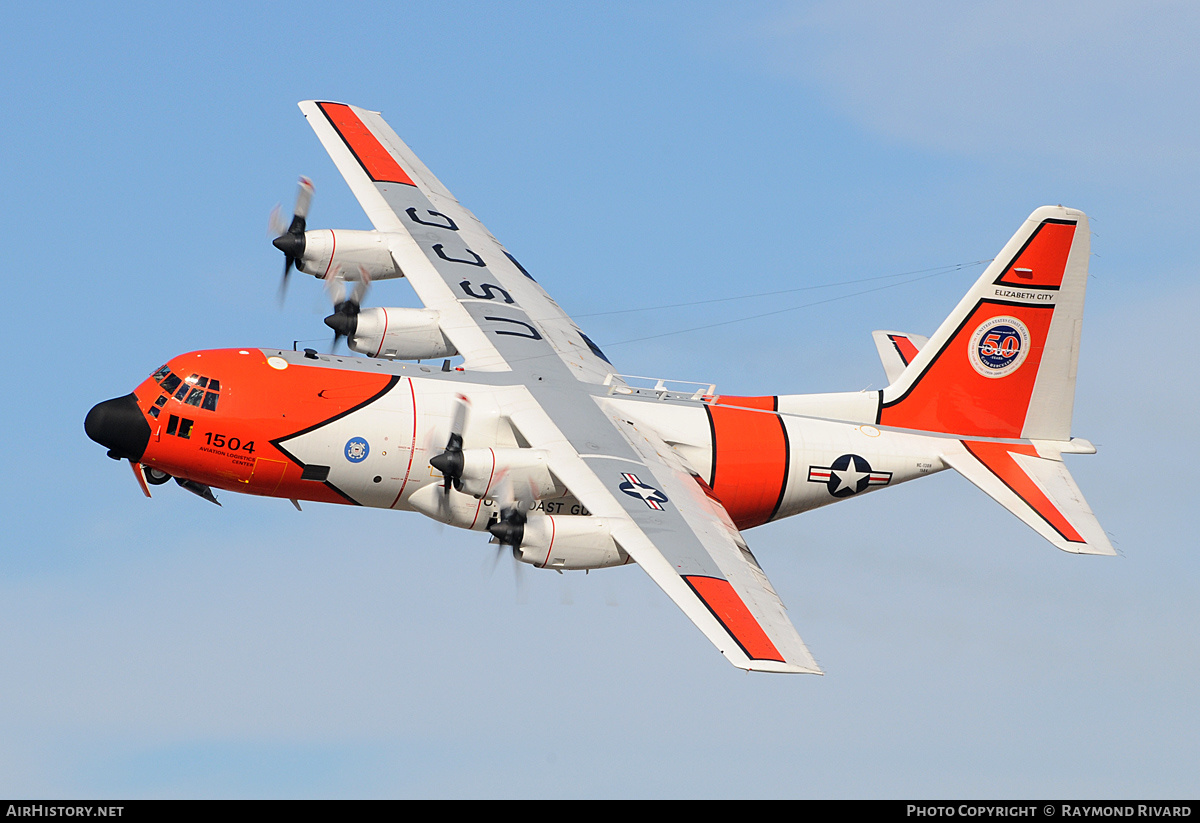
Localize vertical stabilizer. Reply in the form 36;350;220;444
879;207;1090;440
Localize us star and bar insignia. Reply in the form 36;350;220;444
808;454;892;498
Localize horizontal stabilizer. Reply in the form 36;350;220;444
872;330;929;385
942;441;1114;555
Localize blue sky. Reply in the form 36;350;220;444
2;0;1198;798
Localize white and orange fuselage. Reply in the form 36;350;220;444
120;346;943;539
88;204;1113;579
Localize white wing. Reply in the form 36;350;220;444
300;100;616;382
506;395;820;674
303;100;819;673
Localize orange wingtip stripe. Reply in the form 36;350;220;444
962;441;1085;543
318;102;416;186
683;575;785;662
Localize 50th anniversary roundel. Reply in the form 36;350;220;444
968;316;1031;378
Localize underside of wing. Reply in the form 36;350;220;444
507;396;821;674
604;413;821;673
298;100;817;672
298;100;616;383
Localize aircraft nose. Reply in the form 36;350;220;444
85;393;151;461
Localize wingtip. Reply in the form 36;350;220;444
735;658;824;675
1061;540;1117;557
298;100;383;117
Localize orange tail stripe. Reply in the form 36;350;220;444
706;397;789;530
888;334;920;366
683;575;784;662
879;301;1054;438
995;219;1076;289
317;102;417;187
962;441;1085;543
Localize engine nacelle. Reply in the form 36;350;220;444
407;483;496;530
347;307;459;360
456;448;557;500
512;517;629;570
296;229;402;281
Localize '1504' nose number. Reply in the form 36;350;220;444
203;432;256;453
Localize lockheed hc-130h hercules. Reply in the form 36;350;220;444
85;101;1111;673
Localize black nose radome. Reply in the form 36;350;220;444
85;393;151;462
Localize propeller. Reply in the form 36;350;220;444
270;176;314;302
485;497;529;603
322;267;370;349
486;470;535;553
428;394;470;496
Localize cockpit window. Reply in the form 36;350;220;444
183;374;221;411
147;394;167;419
156;371;221;412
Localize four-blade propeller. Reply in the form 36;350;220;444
269;176;314;302
428;394;470;496
486;468;547;558
322;268;370;349
270;177;524;557
486;470;529;552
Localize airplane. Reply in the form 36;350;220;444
84;100;1112;674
